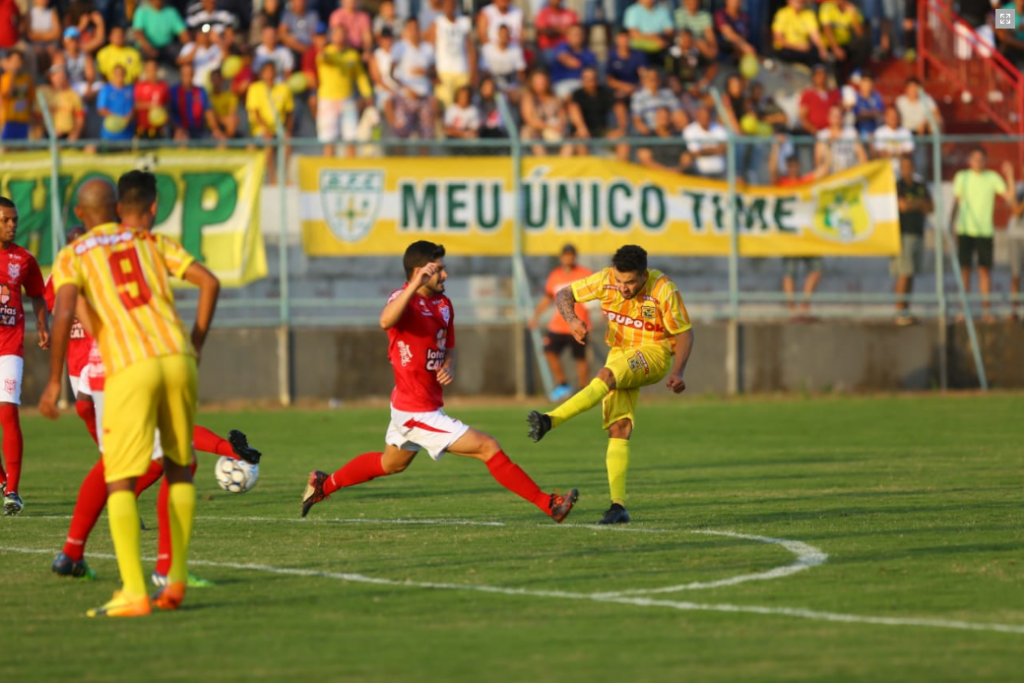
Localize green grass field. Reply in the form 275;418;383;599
3;395;1023;682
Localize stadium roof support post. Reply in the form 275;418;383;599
710;87;742;395
271;106;292;406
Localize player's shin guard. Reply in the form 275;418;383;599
485;452;552;513
75;399;99;445
156;461;197;576
106;489;147;598
547;377;611;428
166;482;196;586
606;438;630;506
192;425;234;457
62;459;110;561
0;404;23;492
323;452;386;496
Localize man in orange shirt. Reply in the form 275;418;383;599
528;244;592;402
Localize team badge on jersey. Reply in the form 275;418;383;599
641;305;656;321
320;169;384;243
438;302;450;325
7;261;20;281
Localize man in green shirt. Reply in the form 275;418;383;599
132;0;189;66
950;146;1015;321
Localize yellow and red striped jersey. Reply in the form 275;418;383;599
571;268;691;352
52;222;195;377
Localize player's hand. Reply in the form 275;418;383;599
568;318;588;344
39;380;61;420
410;262;438;288
37;329;50;350
665;374;686;394
436;359;455;386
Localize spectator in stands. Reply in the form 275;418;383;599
521;69;572;157
480;24;525;102
373;0;401;38
721;73;748;132
246;60;294;183
682;104;728;179
815;104;866;173
478;0;523;46
631;66;686;135
0;51;34;143
302;22;328;118
714;0;755;61
317;23;372;156
0;0;19;57
819;0;869;81
749;80;789;132
768;136;828;320
61;27;100;103
251;0;283;43
178;24;224;87
950;147;1015;322
44;64;85;140
98;25;143;84
427;0;475;110
97;64;135;143
666;29;716;103
568;66;627;159
893;154;932;325
330;0;372;59
280;0;320;60
254;24;295;80
476;75;507;139
369;25;398;129
605;29;645;103
535;0;578;66
133;0;190;65
418;0;447;33
228;44;255;98
995;0;1024;68
170;61;224;141
186;0;234;36
134;57;170;138
851;72;883;135
390;18;437;144
208;67;239;137
549;24;597;101
637;107;687;172
674;0;717;61
624;0;674;64
798;64;839;138
873;105;913;175
444;84;480;141
64;0;106;54
28;0;62;72
895;76;941;171
772;0;829;67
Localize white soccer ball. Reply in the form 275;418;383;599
214;456;259;493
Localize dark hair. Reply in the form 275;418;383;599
968;145;987;158
403;241;446;279
7;49;22;61
118;170;158;213
612;245;647;274
0;197;15;209
906;77;921;86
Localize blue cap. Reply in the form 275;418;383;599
63;26;81;40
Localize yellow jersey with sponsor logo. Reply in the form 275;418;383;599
52;222;195;377
571;267;691;352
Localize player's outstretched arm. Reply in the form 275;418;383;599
181;261;220;361
380;263;437;330
40;283;79;419
30;295;49;349
665;329;695;394
555;287;587;343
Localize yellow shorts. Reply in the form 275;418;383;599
436;72;470;108
601;344;673;430
102;354;198;482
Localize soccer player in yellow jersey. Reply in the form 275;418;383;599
39;173;220;617
527;245;694;524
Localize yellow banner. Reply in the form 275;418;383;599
300;156;900;257
0;150;267;286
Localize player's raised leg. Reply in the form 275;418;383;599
527;366;615;443
301;446;406;517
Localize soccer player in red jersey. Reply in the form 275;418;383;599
0;196;50;516
300;240;579;522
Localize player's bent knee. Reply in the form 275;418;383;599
597;367;617;390
608;418;633;439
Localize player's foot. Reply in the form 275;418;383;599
229;429;262;464
549;488;579;523
52;552;98;580
596;503;631;525
301;470;329;517
86;591;152;618
151;581;186;611
151;571;215;588
3;490;23;516
548;384;572;402
527;411;552;443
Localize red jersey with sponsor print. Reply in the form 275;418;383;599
0;244;44;357
44;275;92;376
386;286;456;413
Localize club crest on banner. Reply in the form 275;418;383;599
320;169;384;243
812;180;872;243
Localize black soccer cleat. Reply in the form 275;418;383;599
52;552;97;580
301;470;329;518
596;503;631;525
527;411;552;443
549;488;579;523
229;429;262;464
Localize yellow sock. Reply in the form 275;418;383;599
548;378;611;428
107;489;147;598
606;438;630;506
167;482;196;585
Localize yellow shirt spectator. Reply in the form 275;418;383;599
0;71;35;126
772;5;820;51
316;44;372;101
44;87;84;136
96;44;143;84
819;0;862;47
210;88;238;120
246;80;294;136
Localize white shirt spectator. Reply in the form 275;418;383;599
433;14;472;75
481;3;523;45
374;46;399;97
873;124;914;175
444;102;481;133
179;42;223;87
391;39;435;97
253;44;295;80
895;93;937;133
817;126;861;172
684;121;728;176
480;41;525;92
186;3;235;34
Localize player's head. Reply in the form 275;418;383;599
404;240;447;293
0;197;17;245
66;224;86;243
899;153;915;180
559;243;577;269
967;145;987;172
117;170;159;229
610;245;649;300
73;179;119;230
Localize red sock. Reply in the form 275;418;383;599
0;404;23;492
192;425;235;458
75;399;98;445
323;452;387;496
155;460;197;577
62;459;109;561
485;452;551;514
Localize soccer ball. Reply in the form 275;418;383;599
214;456;259;493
